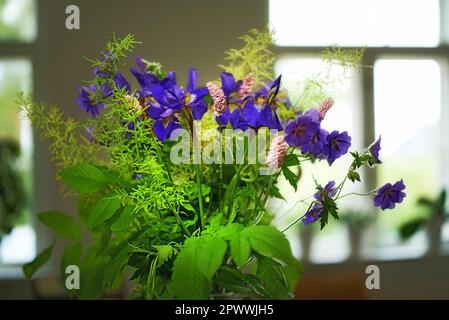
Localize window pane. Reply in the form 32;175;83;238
0;0;36;42
269;0;440;47
271;56;363;263
367;58;441;259
0;59;35;265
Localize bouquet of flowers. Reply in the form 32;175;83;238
20;29;405;300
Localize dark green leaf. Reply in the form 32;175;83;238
347;170;361;183
257;256;291;299
399;217;427;240
23;244;54;279
282;167;298;191
38;211;82;241
283;153;300;167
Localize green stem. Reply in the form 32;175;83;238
336;189;377;200
195;164;205;230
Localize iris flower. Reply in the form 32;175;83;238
242;75;283;130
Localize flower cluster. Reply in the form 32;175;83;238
76;50;407;229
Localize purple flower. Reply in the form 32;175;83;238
242;75;283;130
374;179;406;210
323;131;351;165
130;56;160;97
302;181;337;225
114;72;131;93
76;84;105;118
230;108;248;131
302;204;323;225
150;75;185;119
185;67;208;120
284;114;320;148
153;117;182;142
369;135;382;164
300;128;329;157
221;72;242;98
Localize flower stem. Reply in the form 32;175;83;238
195;164;205;231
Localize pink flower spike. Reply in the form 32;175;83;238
267;135;287;170
206;82;227;116
318;97;334;121
238;73;255;99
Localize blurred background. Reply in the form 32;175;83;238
0;0;448;299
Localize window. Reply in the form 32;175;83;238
269;0;440;47
269;0;449;262
0;0;36;271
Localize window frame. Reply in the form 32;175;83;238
269;1;449;264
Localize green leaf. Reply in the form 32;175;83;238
283;153;300;167
215;223;244;240
60;243;82;281
229;233;251;267
87;194;122;229
242;225;297;266
103;246;129;289
38;211;82;241
110;206;135;232
170;236;227;299
23;244;54;279
257;256;291;299
347;170;361;183
60;164;109;193
282;167;298;191
153;245;175;266
399;217;427;240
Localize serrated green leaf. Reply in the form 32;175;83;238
153;245;175;266
23;244;54;279
38;211;82;241
242;225;297;266
229;233;251;267
170;236;227;299
60;164;109;193
87;194;121;229
282;167;298;191
347;170;361;183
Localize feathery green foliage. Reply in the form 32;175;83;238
219;28;275;87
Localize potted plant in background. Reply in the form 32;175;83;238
399;190;446;257
0;139;25;245
339;210;371;261
18;29;406;300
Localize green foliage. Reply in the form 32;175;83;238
38;211;82;241
170;236;227;299
23;244;54;279
17;30;374;300
0;139;25;236
320;46;368;72
87;193;121;229
219;28;275;87
60;164;110;194
399;189;447;240
18;94;100;171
